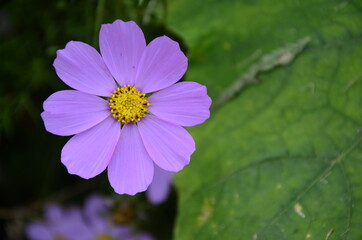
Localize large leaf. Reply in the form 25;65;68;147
167;0;362;239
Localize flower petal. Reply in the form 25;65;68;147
41;90;110;136
108;123;154;195
84;195;109;234
135;36;188;93
99;20;146;86
44;204;63;223
110;226;132;239
84;195;109;218
61;116;120;179
148;82;212;127
138;116;195;172
26;222;53;240
59;208;93;240
146;164;174;204
53;41;116;96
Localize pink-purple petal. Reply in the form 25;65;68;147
84;195;109;234
26;222;53;240
146;164;174;204
108;123;154;195
148;82;211;127
135;36;188;93
53;41;116;96
109;226;132;239
41;90;110;136
44;204;63;223
138;116;195;172
84;195;109;219
100;20;146;86
61;116;120;179
58;208;93;240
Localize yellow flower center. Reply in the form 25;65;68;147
53;236;66;240
96;235;113;240
109;85;149;124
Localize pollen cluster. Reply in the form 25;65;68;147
109;85;149;124
96;235;113;240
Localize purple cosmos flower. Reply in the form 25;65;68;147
41;19;211;195
26;205;93;240
26;195;153;240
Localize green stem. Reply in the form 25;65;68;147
93;0;105;46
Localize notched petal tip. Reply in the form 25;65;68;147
138;116;195;172
135;36;188;93
100;20;139;33
41;111;71;137
64;166;93;180
158;160;191;173
148;81;212;127
60;117;120;180
99;19;146;87
40;111;60;136
60;158;95;180
107;123;154;196
41;90;111;136
111;184;150;196
53;40;81;58
52;40;116;96
115;19;138;25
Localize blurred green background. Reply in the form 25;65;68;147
1;0;362;239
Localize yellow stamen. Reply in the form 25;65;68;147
53;236;66;240
96;235;113;240
109;85;149;124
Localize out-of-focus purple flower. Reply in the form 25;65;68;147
41;19;211;195
26;195;153;240
26;205;94;240
146;165;174;204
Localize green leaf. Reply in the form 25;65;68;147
167;0;362;239
215;37;310;109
